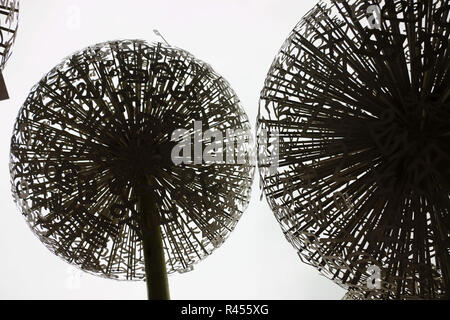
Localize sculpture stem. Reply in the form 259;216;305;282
0;71;9;101
139;193;170;300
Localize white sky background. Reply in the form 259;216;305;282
0;0;346;299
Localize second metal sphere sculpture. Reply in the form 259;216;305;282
0;0;18;69
10;39;254;299
0;0;19;100
258;0;449;300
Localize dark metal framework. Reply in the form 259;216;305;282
0;0;19;99
258;0;449;299
10;39;254;281
0;0;18;70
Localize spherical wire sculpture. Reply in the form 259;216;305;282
0;0;19;99
257;0;449;300
10;39;255;299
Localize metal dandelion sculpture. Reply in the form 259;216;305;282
0;0;19;100
10;39;254;299
257;0;449;300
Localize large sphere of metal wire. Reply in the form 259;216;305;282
10;39;254;280
257;0;449;299
0;0;19;70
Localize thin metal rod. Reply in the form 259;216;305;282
139;192;170;300
153;29;171;47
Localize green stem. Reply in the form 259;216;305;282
139;192;170;300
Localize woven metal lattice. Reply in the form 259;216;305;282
10;39;254;280
0;0;19;70
258;0;449;299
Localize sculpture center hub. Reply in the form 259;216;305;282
369;106;449;192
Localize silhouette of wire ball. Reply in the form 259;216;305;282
0;0;19;70
10;39;254;280
257;0;449;299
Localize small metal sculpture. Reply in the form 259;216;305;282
258;0;449;299
10;39;254;299
0;0;19;100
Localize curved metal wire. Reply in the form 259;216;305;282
0;0;19;70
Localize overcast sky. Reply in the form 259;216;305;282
0;0;345;300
